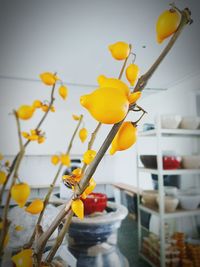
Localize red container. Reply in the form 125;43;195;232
163;156;181;170
82;193;107;215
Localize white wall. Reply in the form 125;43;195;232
0;73;200;188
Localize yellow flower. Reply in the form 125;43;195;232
156;9;181;44
81;178;96;198
72;114;81;121
83;150;96;165
21;132;30;139
11;183;31;208
108;41;130;60
59;85;68;100
25;199;44;214
110;122;137;155
71;199;84;220
37;136;46;144
50;106;55;112
40;72;59;86
12;249;33;267
32;100;42;109
17;105;35;120
125;64;140;86
51;155;60;165
41;104;49;112
60;154;71;167
79;128;88;143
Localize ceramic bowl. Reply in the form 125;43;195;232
142;190;158;208
177;192;200;210
179;116;200;130
164;186;178;196
140;155;157;169
161;115;182;129
156;196;179;212
182;155;200;169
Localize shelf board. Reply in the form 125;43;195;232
139;252;157;267
138;167;200;175
139;129;200;137
139;204;200;219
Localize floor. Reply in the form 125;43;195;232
118;215;150;267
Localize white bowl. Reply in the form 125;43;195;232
156;196;179;212
182;155;200;169
161;115;182;129
179;116;200;130
164;186;178;196
177;193;200;210
141;190;158;208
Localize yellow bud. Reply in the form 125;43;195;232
37;136;45;144
25;199;44;214
83;150;96;165
59;85;68;100
51;155;60;165
60;154;71;167
17;105;35;120
72;114;81;121
79;128;88;143
32;100;42;109
40;72;59;86
41;104;49;112
21;132;30;139
12;249;33;267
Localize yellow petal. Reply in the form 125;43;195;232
25;199;44;215
51;155;60;165
84;178;96;195
50;106;55;112
60;154;71;167
40;72;59;86
128;92;141;104
41;104;49;112
0;153;4;160
37;136;46;144
79;128;88;143
11;183;30;208
72;114;81;121
32;100;42;109
17;105;35;120
59;85;68;100
12;249;33;267
71;199;84;220
82;150;96;165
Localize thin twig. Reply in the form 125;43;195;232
25;115;83;249
0;79;57;255
46;211;73;263
0;112;25;254
0;81;57;206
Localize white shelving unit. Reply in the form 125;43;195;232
136;116;200;267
